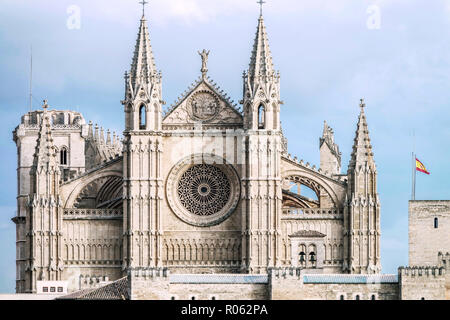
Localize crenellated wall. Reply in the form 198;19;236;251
398;266;446;300
128;267;400;300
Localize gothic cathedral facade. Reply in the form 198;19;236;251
12;11;382;294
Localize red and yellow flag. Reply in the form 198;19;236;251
416;158;430;175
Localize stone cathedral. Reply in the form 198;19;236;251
12;10;449;300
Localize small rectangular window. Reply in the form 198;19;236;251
43;287;48;292
434;217;438;229
50;287;56;292
57;287;63;293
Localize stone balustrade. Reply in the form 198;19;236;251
63;208;123;220
282;208;343;220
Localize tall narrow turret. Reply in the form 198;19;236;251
27;101;64;291
344;99;381;274
241;12;283;273
122;9;164;271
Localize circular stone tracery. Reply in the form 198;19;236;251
166;155;241;227
177;164;231;216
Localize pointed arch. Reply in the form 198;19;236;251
60;146;68;166
258;104;265;129
139;104;147;130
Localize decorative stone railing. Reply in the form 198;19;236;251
282;208;343;220
63;208;123;220
24;124;81;130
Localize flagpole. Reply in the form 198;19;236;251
412;151;415;200
29;45;33;112
412;130;416;200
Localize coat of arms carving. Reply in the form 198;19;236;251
189;91;219;121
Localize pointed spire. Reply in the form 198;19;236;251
348;99;376;171
129;13;157;90
34;100;58;167
248;15;275;80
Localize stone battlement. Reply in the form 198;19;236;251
398;266;445;277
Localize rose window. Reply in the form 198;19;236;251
177;164;231;216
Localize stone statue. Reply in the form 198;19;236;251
198;49;210;78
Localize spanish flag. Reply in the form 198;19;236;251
416;157;430;175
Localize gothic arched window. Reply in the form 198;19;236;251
139;105;147;130
434;217;438;229
258;105;265;129
60;147;68;166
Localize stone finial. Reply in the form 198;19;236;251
88;121;93;139
100;127;105;145
106;129;111;146
94;124;99;142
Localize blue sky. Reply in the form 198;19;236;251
1;0;449;293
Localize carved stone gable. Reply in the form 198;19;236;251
163;80;243;127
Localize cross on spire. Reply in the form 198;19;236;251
257;0;266;16
139;0;148;16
